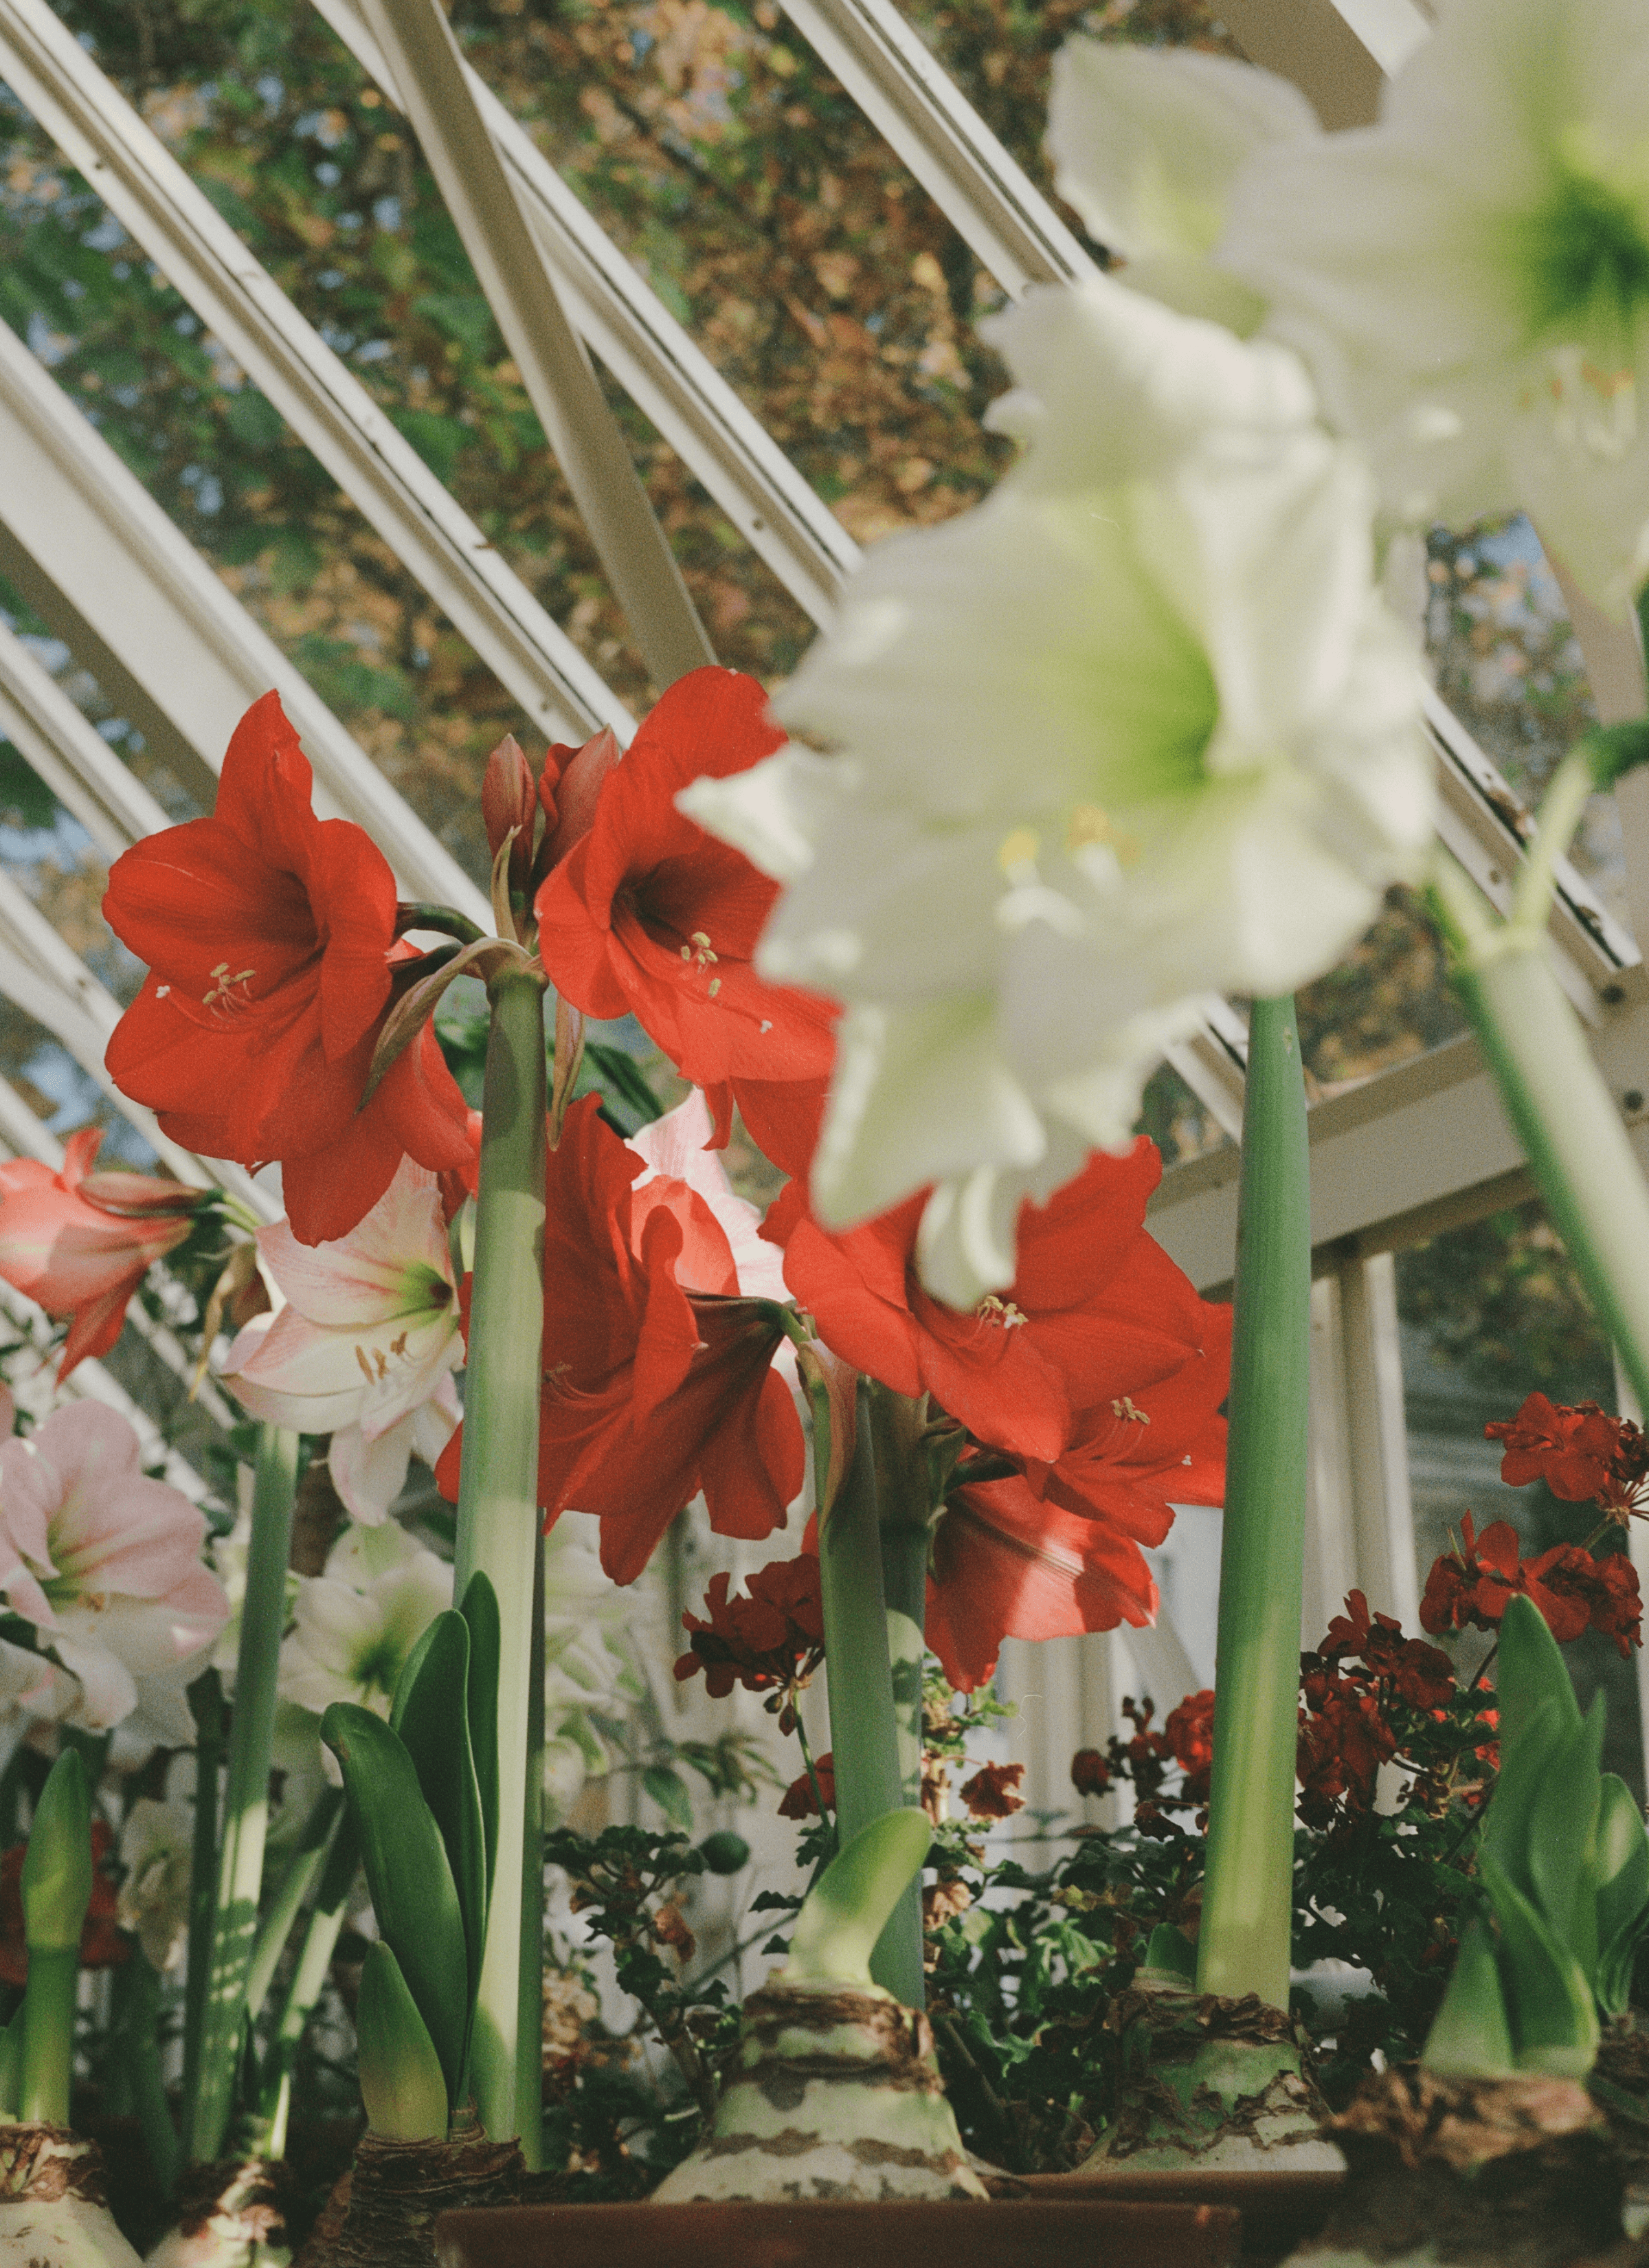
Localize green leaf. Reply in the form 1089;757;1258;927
1595;1773;1649;2020
1141;1923;1198;1984
460;1572;501;1900
1480;1694;1568;1908
781;1808;932;1990
1495;1592;1580;1753
641;1766;694;1833
391;1611;489;1999
21;1750;90;1953
1422;1916;1517;2078
356;1943;449;2141
582;1041;664;1128
320;1703;468;2108
0;2010;20;2118
1524;1697;1604;1990
224;388;284;449
1479;1854;1600;2078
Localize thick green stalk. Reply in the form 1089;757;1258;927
186;1423;300;2164
452;970;548;2145
181;1668;224;2124
1452;942;1649;1413
868;1386;930;2004
1198;995;1311;2011
819;1384;923;2007
256;1819;358;2160
514;1540;546;2170
19;1950;75;2127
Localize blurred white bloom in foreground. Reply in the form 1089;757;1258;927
220;1158;461;1523
118;1797;194;1972
1047;38;1313;329
684;274;1429;1299
1217;0;1649;614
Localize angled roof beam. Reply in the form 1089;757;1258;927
0;614;172;858
312;0;860;628
0;0;631;753
0;311;491;929
357;0;715;689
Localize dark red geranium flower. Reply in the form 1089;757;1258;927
675;1556;825;1709
436;1096;803;1583
535;669;837;1142
1420;1513;1641;1649
0;1817;128;1989
1323;1590;1455;1709
778;1749;835;1819
767;1137;1227;1470
1296;1675;1396;1829
1163;1690;1215;1805
959;1762;1025;1821
1485;1392;1626;1503
102;693;473;1243
924;1473;1159;1693
1070;1747;1111;1798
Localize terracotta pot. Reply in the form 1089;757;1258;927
434;2195;1242;2268
1008;2168;1345;2264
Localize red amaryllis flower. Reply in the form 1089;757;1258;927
437;1096;803;1583
0;1129;201;1379
0;1816;128;1988
768;1137;1227;1469
778;1749;835;1819
924;1474;1158;1693
674;1556;825;1706
959;1762;1025;1821
534;669;837;1142
102;693;473;1245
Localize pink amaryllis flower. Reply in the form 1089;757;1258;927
0;1128;203;1380
0;1403;230;1733
218;1156;462;1522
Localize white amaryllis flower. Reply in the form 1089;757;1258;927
541;1514;644;1822
1046;38;1314;329
117;1797;194;1973
683;274;1429;1300
1216;0;1649;615
0;1403;230;1734
278;1520;452;1741
219;1157;462;1523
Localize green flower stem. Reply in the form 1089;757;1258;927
452;969;548;2146
1445;925;1649;1415
110;1953;180;2194
256;1818;359;2161
819;1383;924;2008
244;1787;344;2023
868;1386;930;2000
1198;994;1311;2011
1509;743;1598;933
186;1423;300;2165
181;1668;225;2128
513;1539;546;2171
19;1950;76;2127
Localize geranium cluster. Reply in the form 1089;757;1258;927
1485;1391;1649;1521
674;1556;824;1728
1296;1590;1485;1830
1070;1689;1216;1834
1420;1513;1642;1656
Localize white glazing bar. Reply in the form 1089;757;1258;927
359;0;716;691
778;0;1095;298
1338;1252;1420;1633
1303;1274;1356;1643
0;617;172;856
0;313;491;929
0;0;631;752
311;0;860;630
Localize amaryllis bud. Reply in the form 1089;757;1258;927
481;733;539;904
21;1750;91;1954
533;725;622;889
